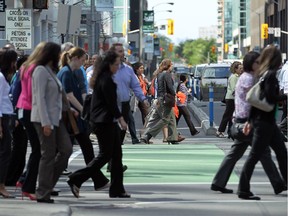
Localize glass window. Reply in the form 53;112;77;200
203;67;230;78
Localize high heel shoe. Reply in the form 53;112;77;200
15;181;23;192
167;141;179;145
22;192;37;201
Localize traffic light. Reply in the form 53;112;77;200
261;23;268;39
211;45;216;54
167;19;174;35
33;0;48;9
168;43;173;52
224;43;228;53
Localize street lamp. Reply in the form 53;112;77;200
154;10;173;13
152;2;174;10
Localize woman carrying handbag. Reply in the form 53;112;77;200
238;45;287;200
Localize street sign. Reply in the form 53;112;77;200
268;27;274;34
274;27;281;37
144;35;154;53
57;4;81;35
6;9;32;49
0;0;6;12
143;10;154;33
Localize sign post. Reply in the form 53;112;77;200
0;0;6;12
6;9;32;50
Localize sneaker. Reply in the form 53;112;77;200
216;131;225;138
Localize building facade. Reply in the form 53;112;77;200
218;0;288;61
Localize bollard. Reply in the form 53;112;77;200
209;86;214;127
191;77;195;100
196;79;200;100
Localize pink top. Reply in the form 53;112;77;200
234;72;254;119
16;64;36;110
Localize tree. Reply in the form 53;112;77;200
177;38;217;65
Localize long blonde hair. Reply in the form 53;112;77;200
21;41;46;77
153;58;172;78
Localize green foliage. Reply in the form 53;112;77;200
177;38;217;66
154;35;217;65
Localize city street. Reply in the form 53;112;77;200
0;101;287;216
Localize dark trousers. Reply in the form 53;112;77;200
176;106;197;135
128;111;139;142
121;101;138;143
19;109;41;193
75;132;109;189
218;99;234;133
138;101;149;125
281;99;287;121
238;120;288;195
0;115;13;183
212;138;285;194
70;123;125;196
5;123;28;186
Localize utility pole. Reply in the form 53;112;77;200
61;0;65;44
91;0;95;55
139;0;143;61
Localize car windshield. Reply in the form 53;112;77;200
195;66;205;77
202;67;230;78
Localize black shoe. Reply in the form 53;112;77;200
109;192;131;198
238;194;261;200
67;179;80;198
50;190;59;196
140;133;152;144
132;140;141;144
37;198;54;203
107;165;128;173
167;140;179;145
191;130;200;136
274;185;287;195
211;184;233;193
123;165;128;172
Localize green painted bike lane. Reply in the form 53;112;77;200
122;144;238;184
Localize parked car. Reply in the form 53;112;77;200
191;64;207;99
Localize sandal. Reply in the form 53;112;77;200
216;131;225;138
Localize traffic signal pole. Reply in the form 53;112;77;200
139;0;143;61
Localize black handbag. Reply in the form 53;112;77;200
163;93;175;107
230;120;251;142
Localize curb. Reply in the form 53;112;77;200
188;101;217;135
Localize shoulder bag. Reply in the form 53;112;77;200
162;72;175;108
246;73;274;112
